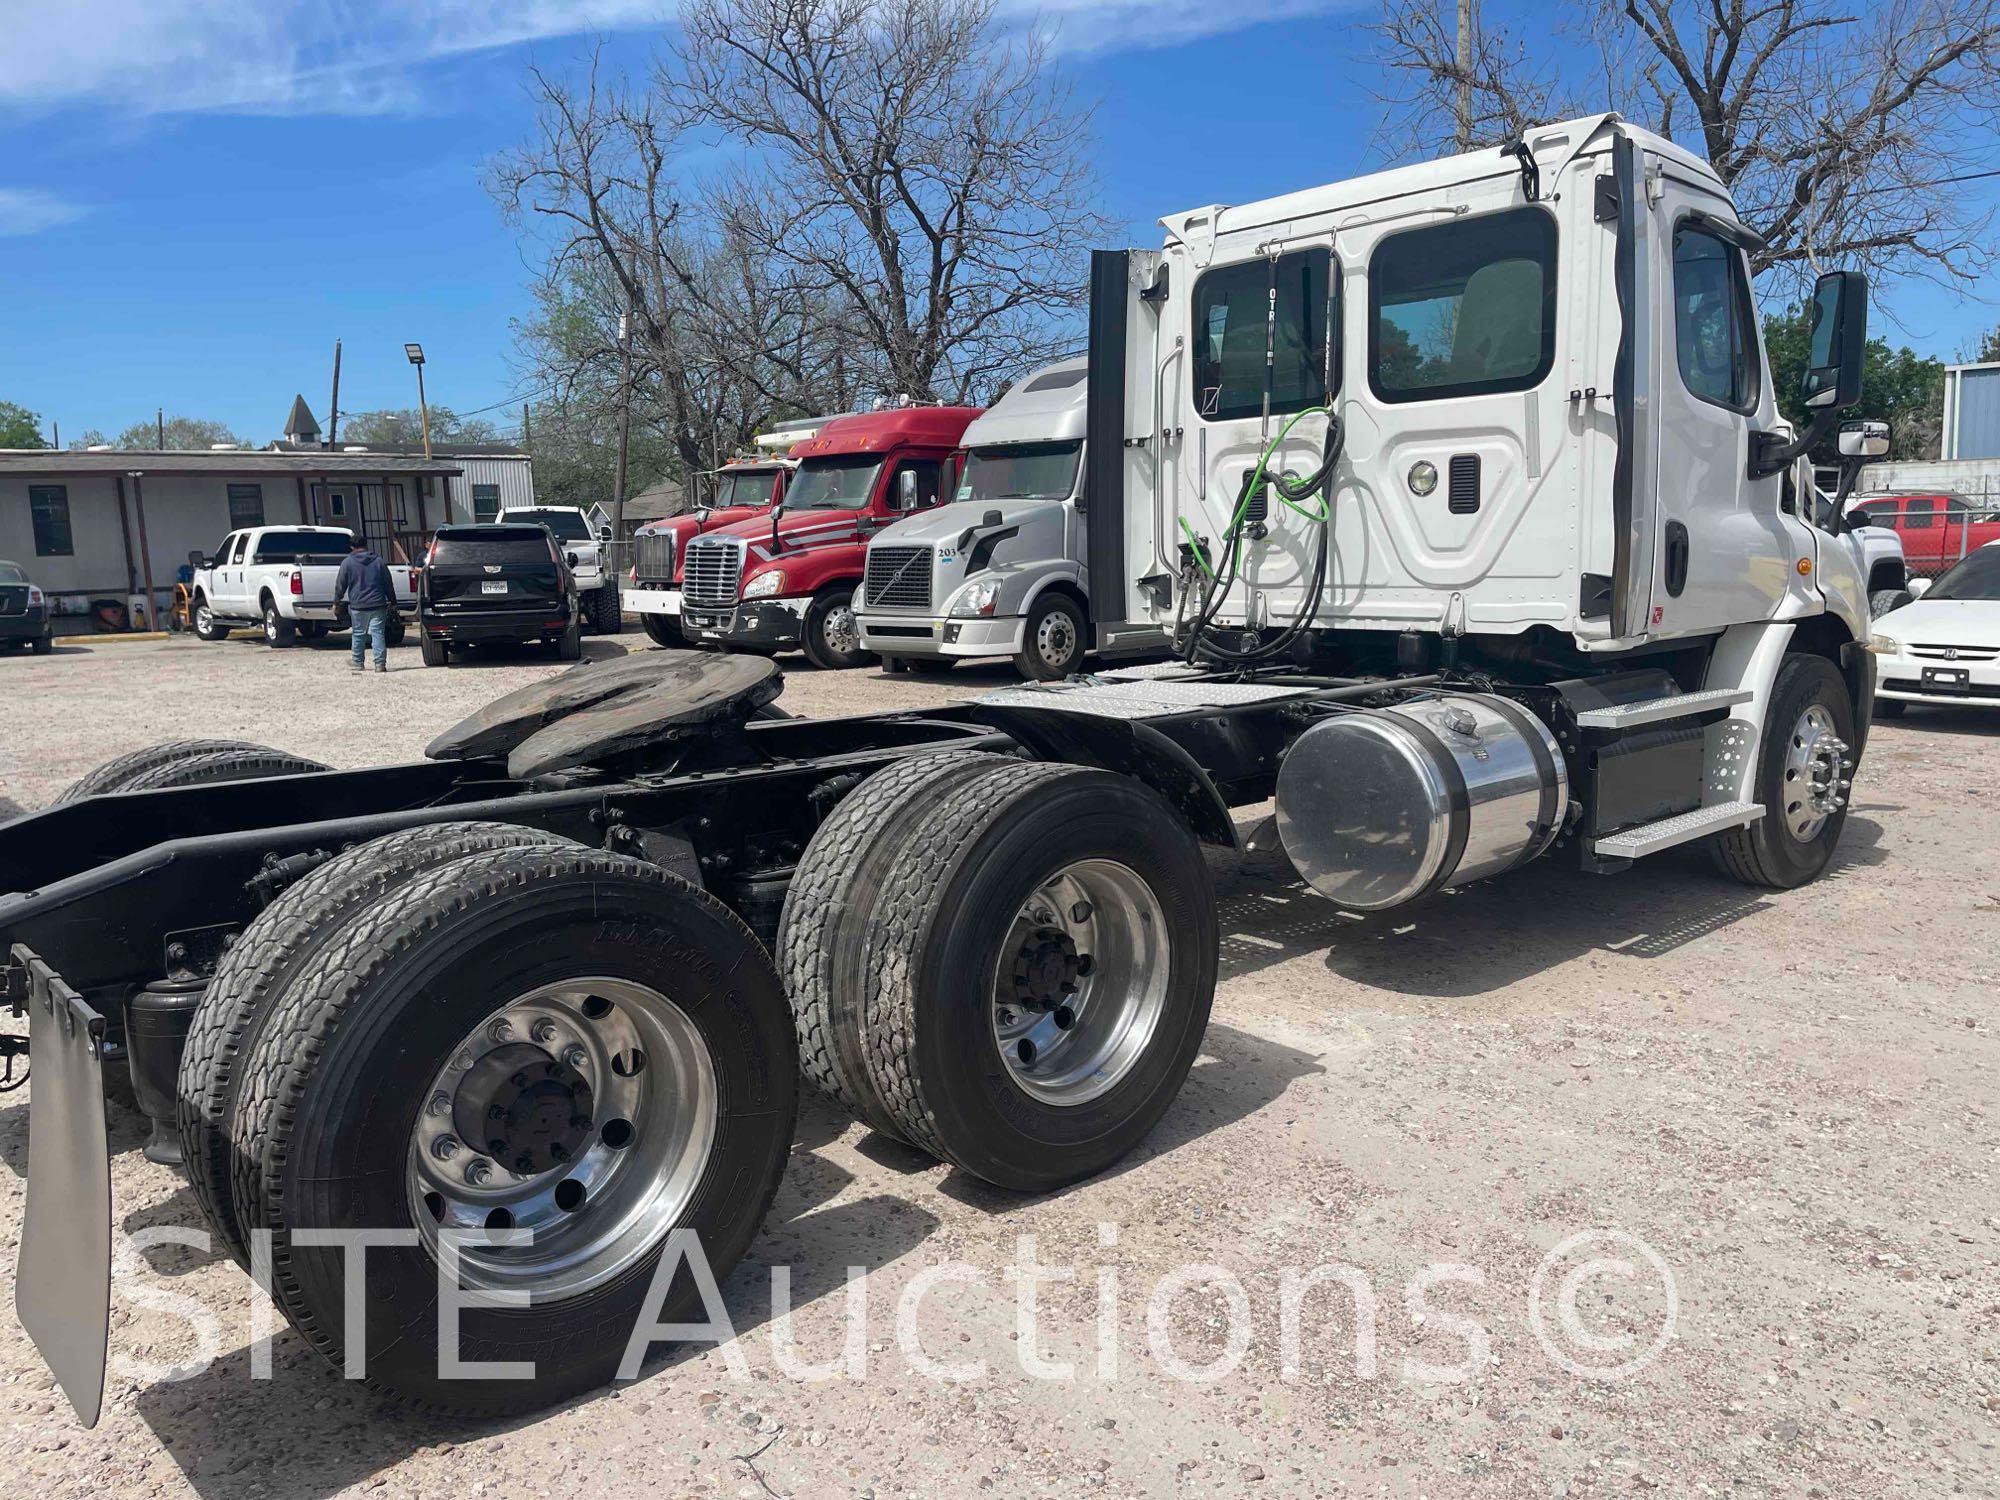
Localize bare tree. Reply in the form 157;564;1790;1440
668;0;1109;401
1374;0;2000;295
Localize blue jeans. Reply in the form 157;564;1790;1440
350;606;389;667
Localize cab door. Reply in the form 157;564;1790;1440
1648;192;1811;633
216;532;250;615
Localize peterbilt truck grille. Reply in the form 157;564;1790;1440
864;545;934;610
682;537;744;608
634;531;676;584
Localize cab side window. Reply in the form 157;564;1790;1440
1904;498;1936;530
1193;248;1333;421
212;535;235;565
1370;208;1556;402
1672;225;1759;413
228;534;250;564
896;459;943;509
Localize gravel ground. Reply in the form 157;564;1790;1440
1;631;1995;1499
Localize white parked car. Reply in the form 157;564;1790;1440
1870;541;2000;716
190;525;417;647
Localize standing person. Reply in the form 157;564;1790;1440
334;532;397;674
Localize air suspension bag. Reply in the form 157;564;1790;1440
1274;693;1568;910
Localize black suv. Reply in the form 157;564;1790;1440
418;524;582;666
0;560;53;654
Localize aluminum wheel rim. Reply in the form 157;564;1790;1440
196;602;213;633
824;604;859;656
1782;703;1848;843
990;859;1170;1107
264;610;279;640
406;976;718;1300
1036;611;1076;669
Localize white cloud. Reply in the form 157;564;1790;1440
0;0;1360;118
0;187;91;235
0;1;666;118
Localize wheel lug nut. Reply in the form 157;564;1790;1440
561;1045;588;1070
464;1158;493;1185
432;1134;461;1160
531;1019;558;1044
453;1051;475;1071
427;1092;452;1118
490;1019;514;1043
488;1103;506;1120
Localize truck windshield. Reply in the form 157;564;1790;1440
1924;548;2000;602
716;470;780;507
503;509;590;541
252;531;352;562
786;457;881;510
961;442;1081;503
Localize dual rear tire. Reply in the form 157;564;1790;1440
779;752;1218;1191
172;830;796;1414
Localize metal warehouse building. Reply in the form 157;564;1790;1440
1943;361;2000;461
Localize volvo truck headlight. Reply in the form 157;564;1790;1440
949;579;1000;617
743;570;786;599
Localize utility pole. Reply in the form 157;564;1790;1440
157;408;165;448
611;305;634;545
328;340;343;448
1454;0;1474;152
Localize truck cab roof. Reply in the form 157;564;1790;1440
963;360;1087;448
790;405;982;458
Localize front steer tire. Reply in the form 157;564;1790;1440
843;761;1218;1191
1014;592;1087;681
1711;652;1856;889
178;822;580;1270
226;845;797;1416
802;585;872;671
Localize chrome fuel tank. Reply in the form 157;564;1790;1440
1274;693;1569;911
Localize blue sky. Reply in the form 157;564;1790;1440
1;0;1993;445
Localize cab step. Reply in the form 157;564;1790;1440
1587;799;1762;859
1572;687;1751;729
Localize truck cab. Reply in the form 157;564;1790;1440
678;405;980;668
625;455;796;646
855;360;1168;680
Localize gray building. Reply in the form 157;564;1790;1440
1943;362;2000;461
269;396;535;526
0;447;460;634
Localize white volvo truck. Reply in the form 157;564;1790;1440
4;115;1890;1427
856;358;1168;679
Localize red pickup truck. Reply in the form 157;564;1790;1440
626;455;795;646
1852;492;2000;578
676;406;980;668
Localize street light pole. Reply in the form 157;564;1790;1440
404;343;432;461
612;306;634;545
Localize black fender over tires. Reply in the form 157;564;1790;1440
177;821;580;1269
812;758;1218;1191
778;749;1022;1136
226;844;796;1415
1712;652;1856;889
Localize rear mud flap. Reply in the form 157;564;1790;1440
12;946;111;1428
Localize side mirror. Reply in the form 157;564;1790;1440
1838;419;1889;459
1908;577;1932;599
564;550;579;567
897;469;919;510
198;555;215;569
597;525;613;542
1842;508;1875;530
1801;270;1868;411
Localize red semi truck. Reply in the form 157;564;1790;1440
676;405;980;668
625;455;796;646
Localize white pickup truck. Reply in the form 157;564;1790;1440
497;507;622;632
190;525;416;648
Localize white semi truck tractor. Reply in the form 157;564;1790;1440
857;358;1168;679
3;115;1891;1426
